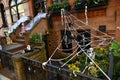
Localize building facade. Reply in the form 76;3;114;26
0;0;120;55
0;0;120;79
45;0;120;57
0;0;46;36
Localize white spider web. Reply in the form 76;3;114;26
43;7;113;80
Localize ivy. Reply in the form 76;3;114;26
109;40;120;56
109;40;120;79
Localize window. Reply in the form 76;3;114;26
76;30;91;52
9;0;25;23
0;3;8;28
61;30;73;53
33;0;46;16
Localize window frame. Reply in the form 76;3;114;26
9;0;24;23
0;3;8;28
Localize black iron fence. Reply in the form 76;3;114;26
21;56;103;80
0;50;14;72
0;49;114;80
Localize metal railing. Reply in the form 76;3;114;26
0;50;14;72
0;49;113;80
21;56;103;80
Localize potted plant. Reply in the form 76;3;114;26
88;0;108;7
97;0;108;6
74;0;82;10
47;1;70;15
47;2;62;15
62;0;71;11
31;33;42;46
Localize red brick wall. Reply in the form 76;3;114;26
47;0;119;57
28;0;34;17
115;0;120;41
29;18;48;35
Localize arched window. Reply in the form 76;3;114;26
0;3;8;28
9;0;25;23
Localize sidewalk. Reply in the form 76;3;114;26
0;74;11;80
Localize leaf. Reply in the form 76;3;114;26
109;40;120;56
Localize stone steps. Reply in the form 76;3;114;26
2;43;26;53
0;68;16;80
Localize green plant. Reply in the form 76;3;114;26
68;61;80;72
31;33;41;43
62;1;69;7
109;40;120;79
74;0;82;6
87;63;98;77
47;5;53;11
109;40;120;56
13;28;16;33
47;1;70;13
94;46;107;56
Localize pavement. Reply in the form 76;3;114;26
0;74;11;80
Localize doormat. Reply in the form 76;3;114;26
0;75;10;80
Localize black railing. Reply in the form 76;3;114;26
22;56;103;80
0;49;114;80
0;50;14;72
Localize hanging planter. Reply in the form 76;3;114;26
73;0;108;10
74;0;85;10
63;1;71;11
88;0;109;7
47;1;71;15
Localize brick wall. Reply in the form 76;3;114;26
47;0;119;57
115;0;120;41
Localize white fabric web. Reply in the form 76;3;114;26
43;7;113;80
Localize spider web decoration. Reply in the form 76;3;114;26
43;6;113;80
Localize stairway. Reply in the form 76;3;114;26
13;35;25;44
0;68;16;80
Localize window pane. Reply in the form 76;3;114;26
17;0;22;4
11;0;15;6
12;14;18;22
18;4;25;17
10;0;25;23
11;6;17;14
11;6;18;22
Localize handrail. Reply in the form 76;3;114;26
25;13;47;31
8;16;30;34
